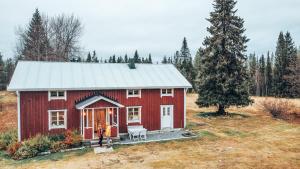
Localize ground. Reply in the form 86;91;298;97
0;91;300;169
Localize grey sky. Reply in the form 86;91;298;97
0;0;299;61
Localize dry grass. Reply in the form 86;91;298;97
0;92;300;169
0;91;17;132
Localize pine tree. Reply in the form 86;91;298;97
196;0;252;115
4;58;15;86
162;56;167;64
86;52;92;62
284;32;298;97
112;55;116;63
248;53;257;95
128;58;136;69
22;8;52;61
258;55;266;96
265;52;273;96
133;50;140;63
148;54;152;64
0;52;6;90
124;54;128;63
91;50;99;63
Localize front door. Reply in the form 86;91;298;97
161;105;173;129
94;109;106;138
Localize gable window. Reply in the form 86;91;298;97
161;89;174;97
48;91;66;101
48;110;67;130
127;106;141;123
126;89;141;98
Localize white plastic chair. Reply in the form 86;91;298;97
139;129;147;140
131;130;140;141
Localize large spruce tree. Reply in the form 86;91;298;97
258;55;266;96
22;8;51;61
248;53;257;95
265;52;273;96
196;0;252;114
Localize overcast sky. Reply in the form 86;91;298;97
0;0;299;61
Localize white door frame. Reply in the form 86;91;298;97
160;105;174;129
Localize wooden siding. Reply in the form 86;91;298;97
20;89;184;140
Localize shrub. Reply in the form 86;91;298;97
0;130;18;150
13;142;38;160
260;98;297;118
6;142;22;157
50;141;68;153
64;130;82;148
27;134;51;152
49;133;65;142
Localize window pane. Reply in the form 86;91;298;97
162;89;166;94
50;91;57;97
58;91;65;97
167;107;170;115
58;120;64;125
167;89;172;94
133;90;138;95
128;90;133;95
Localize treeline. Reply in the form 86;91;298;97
248;32;300;98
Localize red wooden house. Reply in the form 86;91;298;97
7;61;191;141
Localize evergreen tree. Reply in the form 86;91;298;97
162;56;167;64
258;55;266;96
22;8;52;61
128;58;136;69
4;58;15;86
133;50;140;63
248;53;257;95
148;54;152;64
194;48;203;72
91;50;99;63
124;54;128;63
196;0;252;115
112;55;116;63
86;52;92;62
284;32;298;97
0;52;6;90
265;52;273;96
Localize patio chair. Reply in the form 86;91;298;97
131;130;140;141
139;129;147;140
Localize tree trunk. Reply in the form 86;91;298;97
217;105;226;115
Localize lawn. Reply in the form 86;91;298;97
0;91;300;169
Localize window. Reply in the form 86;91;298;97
126;89;141;98
161;89;173;97
48;91;66;101
48;110;67;130
127;106;141;123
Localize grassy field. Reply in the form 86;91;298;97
0;91;300;169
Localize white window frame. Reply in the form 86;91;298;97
126;106;142;124
160;88;174;97
48;109;67;130
48;91;67;101
126;89;141;98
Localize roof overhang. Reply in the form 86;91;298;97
75;95;124;110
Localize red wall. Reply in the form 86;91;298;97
20;89;185;140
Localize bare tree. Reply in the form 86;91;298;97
48;14;83;61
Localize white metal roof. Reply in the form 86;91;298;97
7;61;192;91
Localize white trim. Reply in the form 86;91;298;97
160;105;174;129
126;106;142;124
48;109;67;130
76;96;124;109
16;91;21;141
48;91;67;101
117;108;119;137
126;89;141;98
184;88;187;128
92;109;95;139
160;88;174;97
80;109;83;135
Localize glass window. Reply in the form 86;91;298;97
49;110;66;129
127;89;141;98
127;107;141;123
49;91;66;100
161;89;173;97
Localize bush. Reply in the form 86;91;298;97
27;134;51;152
6;142;22;157
64;130;82;148
50;141;68;153
0;130;18;150
49;133;65;142
13;142;39;160
260;98;298;118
